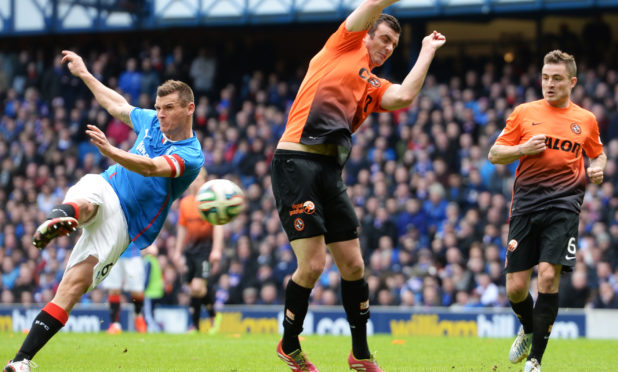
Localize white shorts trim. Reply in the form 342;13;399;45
64;174;130;291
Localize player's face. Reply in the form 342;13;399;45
154;92;195;139
364;23;399;67
541;63;576;108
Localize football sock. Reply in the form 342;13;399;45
132;294;144;315
46;203;78;220
203;292;216;319
529;292;559;364
510;292;534;334
14;302;68;362
341;278;371;360
281;279;311;354
109;294;121;323
190;297;202;330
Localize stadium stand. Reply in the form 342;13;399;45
1;8;618;314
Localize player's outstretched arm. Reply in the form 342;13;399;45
380;31;446;111
85;124;180;177
61;50;135;128
346;0;399;31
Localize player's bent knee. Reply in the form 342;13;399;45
302;258;325;277
505;282;528;301
296;268;322;286
537;274;559;293
340;261;364;281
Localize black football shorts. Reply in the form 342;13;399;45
184;240;212;282
271;150;359;244
505;209;579;273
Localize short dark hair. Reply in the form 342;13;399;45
157;80;194;106
368;14;401;36
543;50;577;78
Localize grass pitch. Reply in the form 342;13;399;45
1;332;617;371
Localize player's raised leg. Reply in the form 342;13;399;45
33;199;100;249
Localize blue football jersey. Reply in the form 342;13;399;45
101;108;204;249
120;243;141;258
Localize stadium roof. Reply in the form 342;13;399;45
1;0;617;36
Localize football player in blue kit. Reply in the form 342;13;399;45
4;50;204;372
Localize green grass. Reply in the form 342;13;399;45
1;332;617;371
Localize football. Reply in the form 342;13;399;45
196;179;245;225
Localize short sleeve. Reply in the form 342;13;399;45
373;78;394;113
324;21;367;54
129;108;157;134
166;140;204;179
584;116;604;159
495;106;522;146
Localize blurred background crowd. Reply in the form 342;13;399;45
1;18;618;314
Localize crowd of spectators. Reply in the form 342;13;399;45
1;21;618;313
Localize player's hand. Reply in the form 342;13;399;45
86;124;114;157
587;166;604;184
209;250;221;274
61;50;89;78
422;31;446;51
209;250;221;265
520;134;547;155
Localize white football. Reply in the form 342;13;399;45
196;179;245;225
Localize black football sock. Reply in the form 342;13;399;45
14;303;68;362
341;278;371;360
529;292;559;364
510;293;534;334
46;203;78;220
109;294;121;323
190;297;202;330
203;291;216;319
132;294;144;315
281;279;312;354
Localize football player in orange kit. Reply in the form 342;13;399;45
488;50;606;372
271;1;445;371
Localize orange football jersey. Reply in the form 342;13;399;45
178;194;214;243
495;99;603;216
279;21;393;153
